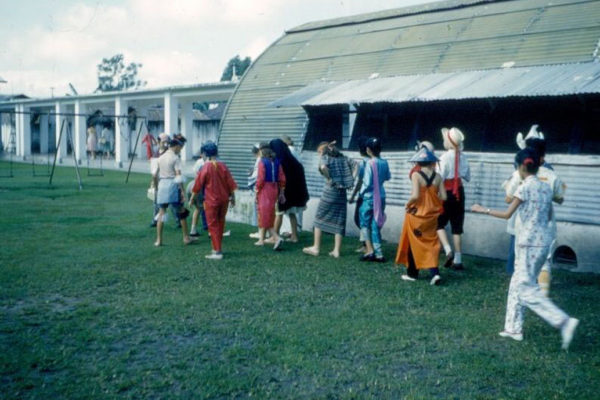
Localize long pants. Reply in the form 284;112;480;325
205;202;228;252
506;234;515;274
359;197;384;258
504;245;568;334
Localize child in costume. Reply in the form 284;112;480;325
189;142;237;260
187;145;208;237
472;148;578;349
358;137;391;262
153;134;192;247
396;146;447;285
303;141;355;258
255;143;285;250
348;136;370;254
436;127;470;270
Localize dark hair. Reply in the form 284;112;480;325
357;136;369;157
515;147;540;174
259;142;275;159
251;144;260;155
170;134;187;147
525;137;546;158
417;161;434;167
366;137;382;157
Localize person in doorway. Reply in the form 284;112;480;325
100;126;112;159
358;137;391;262
471;148;578;350
153;134;193;247
396;146;446;285
255;143;285;250
436;127;470;270
86;126;97;160
270;138;309;243
190;141;237;260
303;141;355;258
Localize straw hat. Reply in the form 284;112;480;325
516;124;544;150
441;127;464;148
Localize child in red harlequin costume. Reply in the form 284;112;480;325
189;141;237;260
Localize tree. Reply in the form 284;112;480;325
96;54;147;92
220;55;251;82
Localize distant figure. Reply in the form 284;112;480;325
190;141;237;260
396;146;446;285
436;127;470;270
303;141;355;258
472;148;578;350
255;143;285;250
100;126;112;159
86;126;97;160
141;131;158;159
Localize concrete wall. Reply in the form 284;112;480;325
227;190;599;274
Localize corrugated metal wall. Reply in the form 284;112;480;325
301;151;600;226
219;0;600;186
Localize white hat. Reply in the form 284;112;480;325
415;140;434;152
516;124;544;150
441;127;464;149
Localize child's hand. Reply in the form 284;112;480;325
471;204;485;213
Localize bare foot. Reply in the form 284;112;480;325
328;251;339;258
302;246;319;256
183;237;194;245
254;241;265;246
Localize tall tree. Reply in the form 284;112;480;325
96;54;146;92
220;55;251;82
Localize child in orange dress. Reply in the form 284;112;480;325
395;147;447;285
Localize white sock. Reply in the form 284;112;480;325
443;244;452;255
190;224;197;235
454;252;462;264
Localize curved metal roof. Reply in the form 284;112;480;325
219;0;600;183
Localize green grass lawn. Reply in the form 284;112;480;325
1;161;599;399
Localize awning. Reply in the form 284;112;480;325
272;62;600;108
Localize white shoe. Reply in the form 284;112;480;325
205;253;223;260
223;230;231;237
499;330;523;341
249;232;260;239
561;318;579;350
401;274;416;282
430;275;441;286
273;238;283;251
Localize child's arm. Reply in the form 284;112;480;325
436;174;447;202
471;197;521;219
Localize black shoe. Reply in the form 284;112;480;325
360;253;375;262
452;263;464;270
443;252;454;268
190;232;200;237
149;221;157;228
374;256;386;263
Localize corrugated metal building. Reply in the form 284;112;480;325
219;0;600;272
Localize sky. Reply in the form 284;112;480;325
1;0;434;98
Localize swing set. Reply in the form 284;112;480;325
0;109;148;189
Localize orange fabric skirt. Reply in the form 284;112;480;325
395;186;442;270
